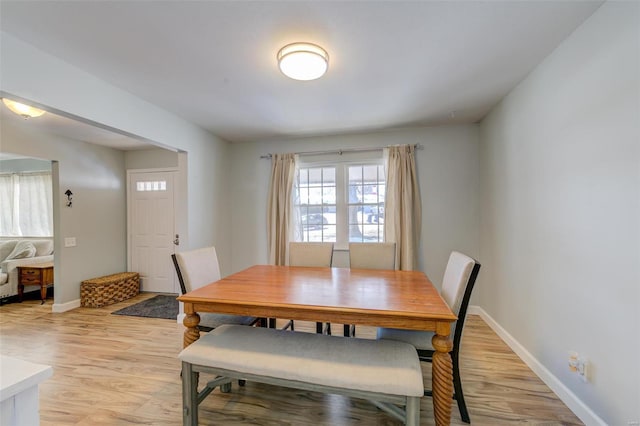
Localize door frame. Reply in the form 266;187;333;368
126;167;186;294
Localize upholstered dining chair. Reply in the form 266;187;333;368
376;251;480;423
172;246;261;332
348;242;396;271
346;242;396;336
287;242;334;333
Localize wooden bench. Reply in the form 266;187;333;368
178;324;424;425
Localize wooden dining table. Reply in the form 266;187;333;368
178;264;457;425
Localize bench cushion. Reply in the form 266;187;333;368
179;324;424;397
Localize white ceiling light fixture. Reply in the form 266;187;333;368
277;42;329;81
2;98;46;119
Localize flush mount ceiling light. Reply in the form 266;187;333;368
2;98;46;119
277;42;329;81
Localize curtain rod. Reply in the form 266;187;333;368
259;143;423;159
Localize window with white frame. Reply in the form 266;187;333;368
293;161;385;247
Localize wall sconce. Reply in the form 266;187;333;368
65;189;73;207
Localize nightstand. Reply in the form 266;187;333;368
17;262;54;304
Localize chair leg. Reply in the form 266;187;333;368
279;320;294;331
316;322;323;334
343;324;355;337
421;355;470;423
324;322;332;335
452;353;470;423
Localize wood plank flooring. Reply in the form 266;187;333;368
0;293;583;425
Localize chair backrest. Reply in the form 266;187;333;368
349;242;396;270
440;251;481;349
289;242;334;267
171;246;222;294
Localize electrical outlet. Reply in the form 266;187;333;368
64;237;77;247
568;351;579;372
576;357;588;382
568;351;589;382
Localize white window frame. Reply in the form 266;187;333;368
295;157;385;250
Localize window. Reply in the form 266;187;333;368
0;172;53;237
294;161;385;247
136;180;167;191
347;164;385;242
296;167;336;242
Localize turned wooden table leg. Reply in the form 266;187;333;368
40;283;47;304
183;312;201;348
432;332;454;426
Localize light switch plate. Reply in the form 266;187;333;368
64;237;76;247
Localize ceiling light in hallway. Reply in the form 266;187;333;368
2;98;46;119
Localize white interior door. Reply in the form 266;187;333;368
129;171;177;293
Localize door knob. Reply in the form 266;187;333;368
173;234;180;246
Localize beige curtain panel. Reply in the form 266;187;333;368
267;153;297;265
384;145;422;271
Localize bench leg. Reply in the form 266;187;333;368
405;396;420;426
182;361;198;426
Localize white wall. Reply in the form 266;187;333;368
124;148;179;170
229;125;480;285
1;118;127;305
0;158;51;173
1;32;233;277
478;2;639;424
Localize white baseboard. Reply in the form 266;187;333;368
177;300;185;324
467;305;606;426
52;298;80;313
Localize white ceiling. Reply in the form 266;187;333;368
0;1;602;147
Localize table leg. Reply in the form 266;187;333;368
431;333;454;426
40;284;47;304
18;284;24;302
183;312;201;348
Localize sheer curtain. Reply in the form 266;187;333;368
384;145;422;270
19;172;53;236
0;172;53;236
267;153;297;265
0;174;17;236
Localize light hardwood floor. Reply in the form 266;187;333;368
0;293;583;425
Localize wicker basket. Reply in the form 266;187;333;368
81;272;140;308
